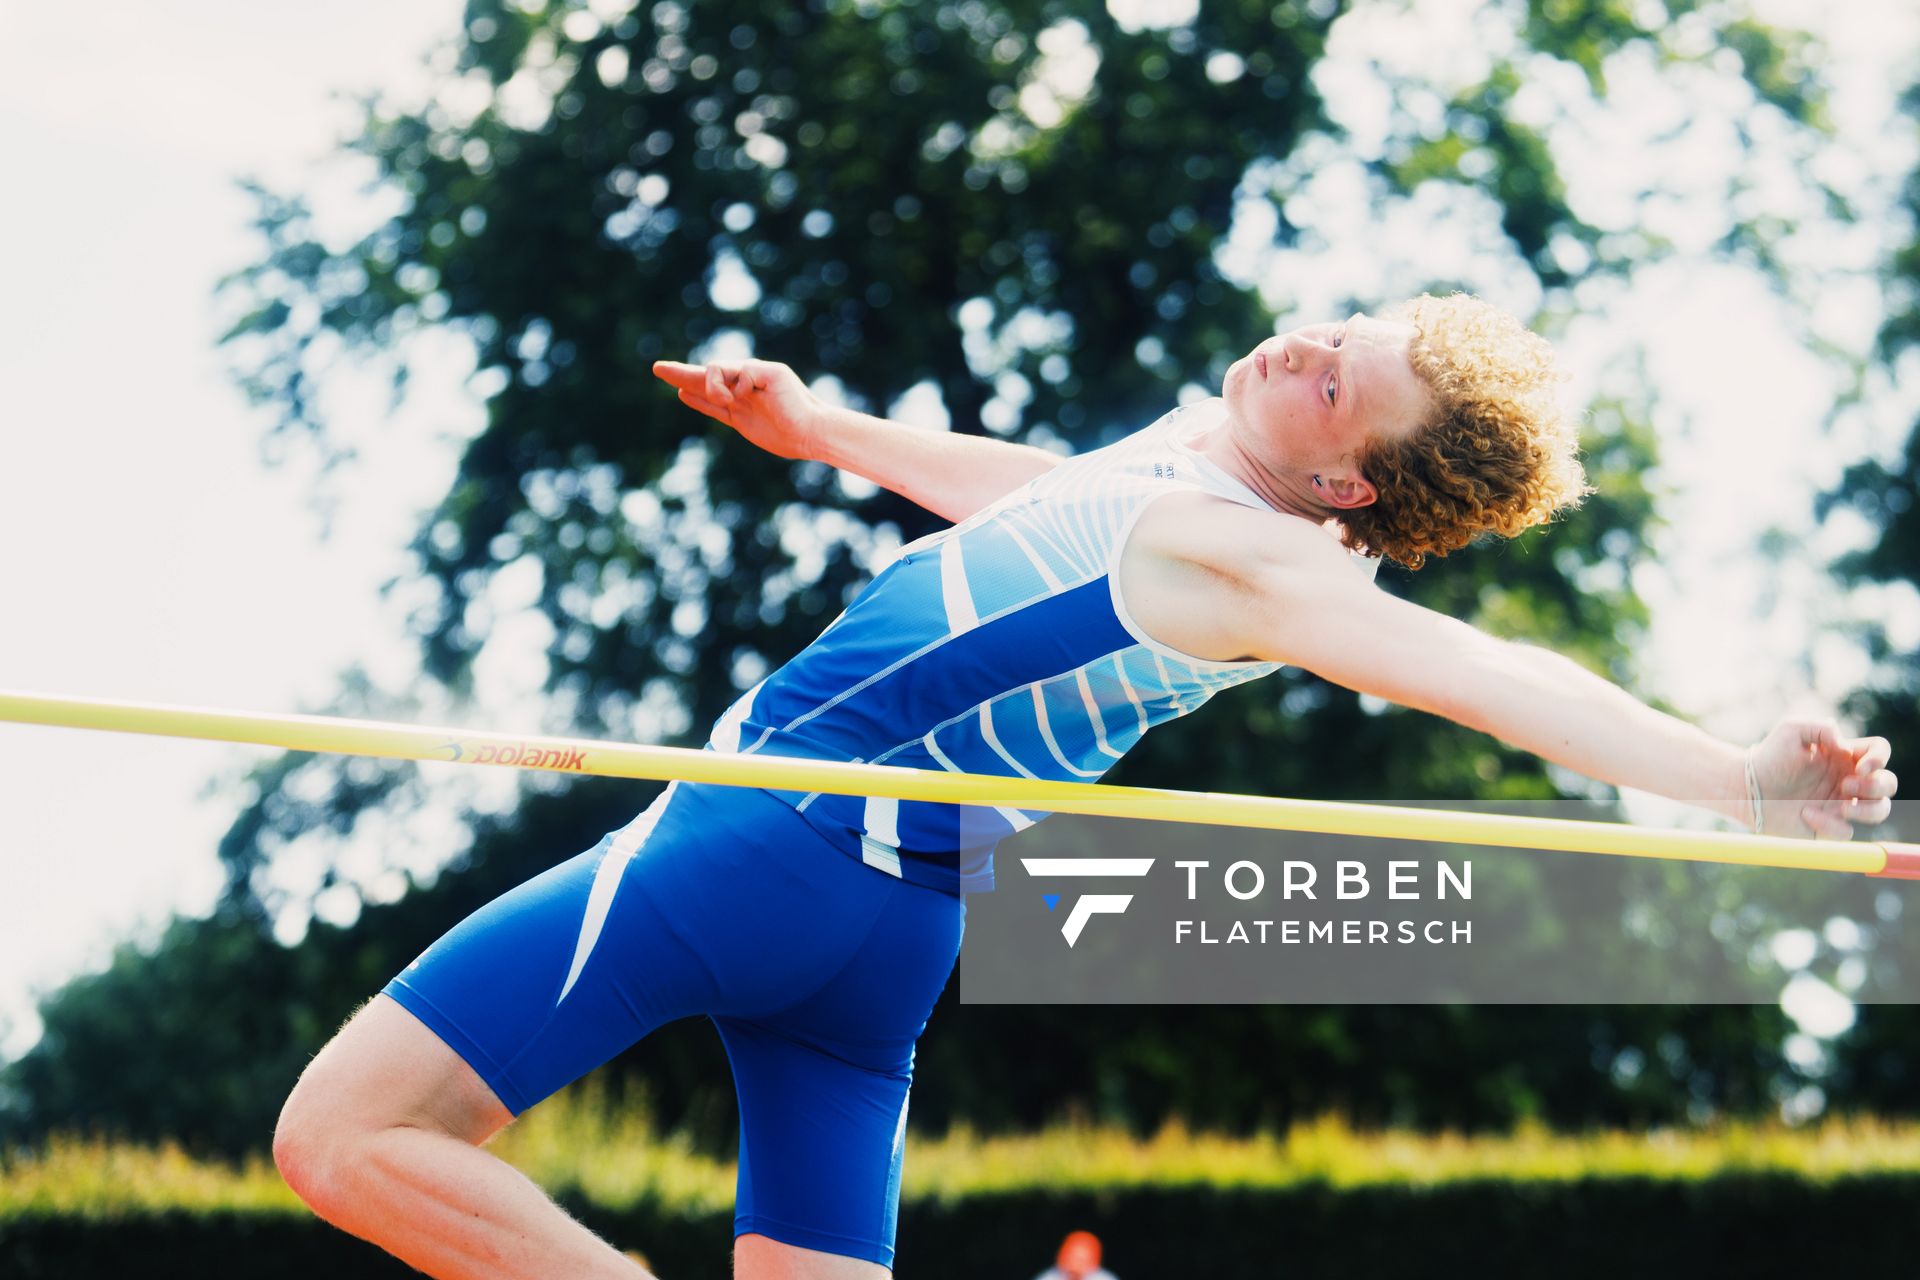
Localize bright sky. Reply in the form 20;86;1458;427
1;0;1916;1065
0;0;477;1059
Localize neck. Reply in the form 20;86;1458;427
1194;403;1333;525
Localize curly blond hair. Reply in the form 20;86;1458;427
1337;293;1592;570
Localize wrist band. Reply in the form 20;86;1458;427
1744;749;1766;833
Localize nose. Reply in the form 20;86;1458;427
1279;330;1332;373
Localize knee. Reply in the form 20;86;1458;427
272;999;401;1211
272;1081;354;1215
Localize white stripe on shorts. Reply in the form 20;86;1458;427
556;782;677;1006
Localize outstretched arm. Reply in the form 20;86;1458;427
1198;507;1899;838
653;358;1062;523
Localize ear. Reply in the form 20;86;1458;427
1320;470;1378;510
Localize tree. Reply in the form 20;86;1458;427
1815;79;1920;1110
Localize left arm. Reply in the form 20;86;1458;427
1199;508;1897;837
1268;566;1751;825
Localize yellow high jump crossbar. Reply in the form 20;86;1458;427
1;688;1914;879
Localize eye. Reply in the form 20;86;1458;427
1327;373;1338;407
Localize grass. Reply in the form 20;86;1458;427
11;1082;1920;1220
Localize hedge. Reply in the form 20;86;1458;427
3;1176;1918;1278
12;1107;1920;1276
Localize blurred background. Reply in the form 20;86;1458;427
3;0;1920;1274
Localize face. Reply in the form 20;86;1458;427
1223;312;1431;507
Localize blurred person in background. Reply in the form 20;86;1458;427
1033;1229;1117;1280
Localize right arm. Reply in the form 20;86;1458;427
652;358;1062;523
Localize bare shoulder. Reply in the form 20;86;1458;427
1127;489;1353;582
1119;491;1355;663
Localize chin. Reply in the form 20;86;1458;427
1223;357;1249;405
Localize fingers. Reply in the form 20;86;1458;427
1854;796;1894;826
654;358;784;405
1834;733;1897;829
1843;769;1896;827
1847;734;1892;774
651;359;704;390
1799;801;1853;842
1841;766;1898;802
652;359;749;401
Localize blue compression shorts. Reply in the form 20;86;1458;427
381;780;966;1268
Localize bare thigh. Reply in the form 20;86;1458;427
736;1233;891;1280
280;993;514;1147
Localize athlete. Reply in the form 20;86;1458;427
272;293;1899;1279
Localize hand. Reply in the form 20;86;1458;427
651;358;825;461
1748;718;1898;840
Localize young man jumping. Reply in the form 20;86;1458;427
272;293;1899;1278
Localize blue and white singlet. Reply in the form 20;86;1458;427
702;396;1381;893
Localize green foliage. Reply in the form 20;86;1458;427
1813;75;1920;1109
0;913;316;1158
12;1113;1920;1277
20;1099;1920;1218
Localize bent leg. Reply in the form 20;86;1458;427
719;870;966;1279
274;994;651;1280
275;778;956;1280
721;1013;909;1279
274;788;716;1277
